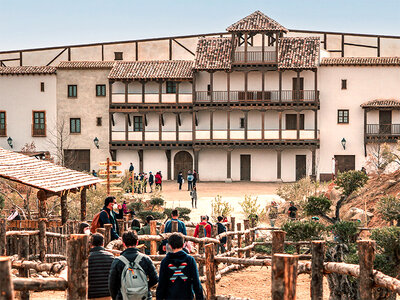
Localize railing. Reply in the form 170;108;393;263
233;50;276;63
195;90;319;103
366;124;400;135
111;92;192;104
32;125;46;137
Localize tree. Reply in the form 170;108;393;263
47;118;75;166
377;196;400;226
281;220;325;242
239;195;267;224
366;141;390;174
211;195;233;222
382;141;400;168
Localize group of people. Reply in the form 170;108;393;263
129;163;163;194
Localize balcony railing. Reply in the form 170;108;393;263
366;124;400;135
195;90;319;103
32;125;46;137
233;51;276;63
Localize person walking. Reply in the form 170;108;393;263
155;171;162;191
288;202;298;220
187;171;194;191
131;218;141;233
143;173;148;193
88;233;114;300
98;197;123;241
193;216;211;238
156;233;204;300
109;231;158;300
138;215;160;255
177;171;183;190
148;171;154;192
216;216;227;254
129;162;134;174
163;209;187;253
190;186;197;209
193;170;198;188
267;201;279;227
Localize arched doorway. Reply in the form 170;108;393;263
174;151;193;180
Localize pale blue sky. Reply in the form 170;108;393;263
1;0;399;51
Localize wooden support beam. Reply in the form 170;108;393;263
358;240;375;300
192;74;196;103
243;220;250;258
272;230;285;255
80;187;87;221
261;71;265;100
150;220;157;255
377;36;381;57
226;150;232;181
169;38;172;60
67;234;89;300
278;71;282;103
101;44;104;61
237;223;242;258
138;149;144;174
38;218;47;262
19;234;30;300
159;81;162;103
0;219;6;256
296;111;300;140
192;112;196;141
176;113;179;142
210;111;214;141
261;110;265;141
194;149;199;178
314;109;318;140
166;150;171;180
244;72;248;101
205;243;216;300
60;193;68;226
277;150;282;180
125;113;129;141
125;82;128;103
244;32;248;62
227;71;231;103
227;111;231;141
312;148;316;178
141;81;145;103
311;241;325;300
0;257;14;299
275;32;279;63
104;224;112;246
271;254;298;300
198;224;205;276
244;111;248;140
37;190;47;219
210;72;214;103
262;33;265;62
175;81;180;103
314;69;318;102
226;224;232;251
278;111;282;141
341;34;345;57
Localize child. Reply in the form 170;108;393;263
190;186;197;209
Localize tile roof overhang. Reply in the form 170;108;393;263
0;66;56;75
0;148;102;194
278;37;320;70
361;99;400;109
108;60;194;80
194;38;232;71
227;11;288;33
58;61;115;69
321;57;400;66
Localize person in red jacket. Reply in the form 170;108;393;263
193;216;212;238
155;171;162;191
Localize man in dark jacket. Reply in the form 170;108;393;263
138;215;160;255
99;196;123;241
156;233;204;300
148;171;154;192
109;231;158;300
88;233;114;300
216;216;227;254
177;171;183;190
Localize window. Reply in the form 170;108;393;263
0;111;6;136
338;110;349;124
96;84;106;97
285;114;305;130
68;85;77;98
32;111;46;136
70;118;81;133
40;82;45;92
96;117;102;126
341;79;347;90
207;84;211;96
133;116;143;132
240;118;245;129
166;81;176;94
114;52;123;60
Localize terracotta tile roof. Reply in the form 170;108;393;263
227;11;288;33
321;57;400;66
109;60;193;80
194;38;232;70
278;37;320;69
0;147;101;194
361;99;400;108
0;66;56;75
58;61;115;69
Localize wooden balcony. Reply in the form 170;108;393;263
233;50;276;64
365;124;400;142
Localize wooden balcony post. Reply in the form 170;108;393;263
175;81;180;104
272;254;298;300
312;148;316;179
125;113;129;141
37;190;47;219
176;113;179;142
296;111;300;140
138;149;143;174
296;70;301;100
244;32;248;62
314;109;318;139
244;72;248;101
124;81;128;103
142;114;146;142
39;218;47;262
141;81;145;103
364;109;367;140
192;72;196;103
194;149;199;178
165;150;171;180
210;111;214;141
159;113;162;141
262;33;265;62
314;69;318;102
227;71;231;103
159;81;162;103
261;110;265;141
311;241;325;300
80;187;87;221
358;240;375;300
227;149;232;181
227;110;231;141
192;112;196;141
279;71;282;103
278;111;282;140
209;72;214;103
109;80;113;105
261;71;265;100
61;192;68;225
276;150;282;180
275;32;279;63
244;111;248;140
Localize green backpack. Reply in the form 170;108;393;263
117;254;148;300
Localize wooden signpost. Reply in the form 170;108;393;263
98;158;122;195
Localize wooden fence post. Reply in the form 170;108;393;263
37;190;47;219
358;240;375;300
272;230;286;255
272;254;298;300
61;193;68;225
205;243;216;300
212;224;218;253
243;219;250;257
198;224;205;276
104;224;112;246
171;220;178;233
0;218;6;256
0;256;14;300
237;223;242;258
150;220;157;255
19;234;30;300
38;218;47;262
67;234;89;300
230;217;236;233
117;219;124;237
311;241;325;300
80;187;87;221
226;224;232;251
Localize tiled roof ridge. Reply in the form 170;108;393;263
321;57;400;66
58;61;115;68
114;59;194;64
0;66;56;75
227;10;288;33
361;99;400;108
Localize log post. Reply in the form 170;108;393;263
80;187;87;221
311;241;325;300
19;234;30;300
171;220;178;233
226;224;232;251
243;220;250;257
60;193;68;225
205;243;216;300
230;217;236;233
37;190;47;219
198;224;205;276
150;220;157;255
0;218;6;256
38;218;47;262
96;228;105;236
0;256;14;300
212;224;218;253
358;240;375;300
67;234;89;300
272;230;286;255
237;223;242;258
271;254;299;300
104;224;112;246
117;219;124;237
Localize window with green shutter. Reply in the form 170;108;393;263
70;118;81;133
0;111;6;136
68;85;77;98
32;111;46;136
96;84;106;97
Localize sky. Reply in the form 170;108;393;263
1;0;399;51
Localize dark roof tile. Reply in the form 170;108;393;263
321;57;400;66
194;38;232;70
0;66;56;75
278;37;320;69
227;11;288;33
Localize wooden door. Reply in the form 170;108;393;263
334;155;355;173
292;77;304;100
174;151;193;180
295;155;307;181
240;155;251;181
64;149;90;172
286;114;305;130
379;110;392;134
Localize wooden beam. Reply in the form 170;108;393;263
80;187;87;221
275;32;279;63
135;41;138;61
314;69;318;102
278;111;282;140
341;34;345;57
192;73;196;103
377;36;381;57
312;148;316;178
67;47;71;61
39;218;47;262
314;109;318;139
227;149;232;180
141;81;145;103
166;150;171;180
278;71;282;103
194;149;199;177
142;113;146;142
176;113;179;142
261;110;265;141
296;111;300;140
159;81;162;103
173;39;195;56
277;150;282;180
227;71;231;103
311;241;325;300
358;240;375;300
67;234;89;300
210;111;213;141
159;113;162;141
271;254;298;300
37;190;47;218
61;193;68;225
169;38;172;60
244;72;248;101
101;44;104;61
176;82;180;104
192;112;196;141
138;150;143;174
125;114;129;141
244;32;248;62
227;110;231;141
210;72;214;103
261;71;265;100
125;82;128;103
46;48;67;66
0;219;6;256
244;111;248;140
262;33;265;62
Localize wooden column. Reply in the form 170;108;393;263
159;113;162;141
205;244;216;300
125;113;129;141
311;241;325;300
198;224;205;276
117;219;124;237
19;234;30;300
261;110;265;141
314;69;318;102
124;81;128;103
150;220;157;255
0;219;6;256
192;75;196;103
227;71;231;103
278;111;282;140
39;218;47;262
262;33;265;62
192;112;196;141
142;114;146;142
244;111;248;140
296;111;300;140
314;110;318;139
227;111;231;141
176;113;179;142
261;71;265;100
61;192;68;225
243;219;250;258
0;257;14;300
165;150;171;180
37;190;47;219
194;149;199;177
244;72;248;101
226;224;232;251
80;187;87;221
104;224;112;246
141;81;145;103
237;223;243;258
159;81;162;103
67;234;89;300
275;32;279;63
271;254;298;300
277;150;282;180
358;240;375;300
230;217;236;233
210;111;213;140
278;71;282;103
312;148;316;178
209;72;214;103
226;149;232;181
244;32;248;62
175;82;180;104
138;149;143;174
272;230;286;255
296;71;301;100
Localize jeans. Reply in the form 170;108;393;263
188;181;193;191
179;182;182;190
192;197;197;208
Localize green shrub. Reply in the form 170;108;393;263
377;196;400;225
282;220;326;242
211;195;233;222
328;221;359;244
136;210;164;222
128;201;144;212
0;194;4;212
335;170;368;197
239;195;267;224
304;195;331;217
149;196;165;208
164;207;191;221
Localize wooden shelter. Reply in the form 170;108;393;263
0;147;102;223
